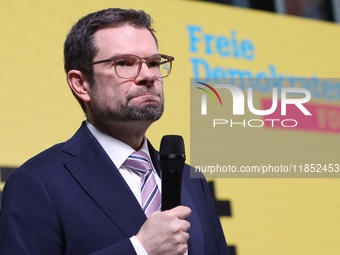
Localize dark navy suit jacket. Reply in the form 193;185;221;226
0;122;228;255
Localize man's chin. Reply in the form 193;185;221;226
127;113;163;121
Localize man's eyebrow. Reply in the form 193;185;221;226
105;54;121;60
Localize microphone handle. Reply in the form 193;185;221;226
161;171;183;211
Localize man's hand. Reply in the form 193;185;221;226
136;206;191;255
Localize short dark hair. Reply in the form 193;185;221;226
63;8;157;112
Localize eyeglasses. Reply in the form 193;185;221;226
80;54;174;79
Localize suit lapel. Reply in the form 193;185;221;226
181;183;204;255
63;124;147;237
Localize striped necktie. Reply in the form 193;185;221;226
124;151;161;217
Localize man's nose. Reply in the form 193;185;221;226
134;62;156;85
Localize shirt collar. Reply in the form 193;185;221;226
86;121;150;169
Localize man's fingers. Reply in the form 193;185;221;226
170;205;191;220
181;220;191;232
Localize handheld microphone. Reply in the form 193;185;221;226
159;135;186;211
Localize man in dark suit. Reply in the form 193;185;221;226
0;8;229;255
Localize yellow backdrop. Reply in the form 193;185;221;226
1;0;340;254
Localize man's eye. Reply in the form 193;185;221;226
147;61;161;68
115;59;135;66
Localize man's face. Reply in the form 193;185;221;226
87;25;164;123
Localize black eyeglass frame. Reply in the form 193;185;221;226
79;54;175;79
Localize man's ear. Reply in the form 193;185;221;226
67;70;91;103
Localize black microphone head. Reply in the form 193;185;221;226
159;135;186;173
